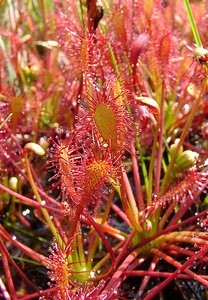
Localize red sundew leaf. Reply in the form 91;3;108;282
142;0;154;21
47;241;76;299
134;96;160;124
94;102;118;151
85;78;134;155
47;134;81;205
84;159;114;194
158;33;171;72
80;36;90;75
112;9;127;45
11;96;24;131
130;33;149;66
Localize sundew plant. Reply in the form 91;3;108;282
0;0;208;299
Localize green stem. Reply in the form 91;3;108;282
154;80;165;195
38;0;46;32
65;200;86;256
123;171;139;222
120;174;143;233
131;143;145;210
87;188;115;266
107;42;120;77
0;113;13;129
79;0;86;31
77;225;87;269
184;0;202;47
24;154;60;243
161;78;207;192
147;125;159;204
158;200;176;230
136;140;149;194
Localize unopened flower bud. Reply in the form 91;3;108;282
21;34;31;44
9;177;18;191
169;139;183;158
36;40;59;49
176;150;199;171
22;66;31;76
193;47;208;62
30;65;40;77
24;142;45;156
187;83;200;97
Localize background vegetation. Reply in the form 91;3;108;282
0;0;208;299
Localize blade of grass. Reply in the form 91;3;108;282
184;0;202;47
